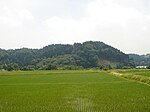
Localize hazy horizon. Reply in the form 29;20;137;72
0;0;150;54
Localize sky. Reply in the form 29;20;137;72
0;0;150;54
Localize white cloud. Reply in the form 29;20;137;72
42;16;91;44
86;0;142;24
0;5;22;27
19;10;34;21
40;0;150;54
0;0;150;54
78;0;150;54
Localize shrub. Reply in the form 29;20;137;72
147;66;150;69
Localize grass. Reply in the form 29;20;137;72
115;69;150;77
112;69;150;85
0;70;150;112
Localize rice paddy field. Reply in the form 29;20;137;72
0;70;150;112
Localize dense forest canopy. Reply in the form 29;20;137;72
129;54;150;66
0;41;133;70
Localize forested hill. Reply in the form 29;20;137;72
129;54;150;66
0;41;131;70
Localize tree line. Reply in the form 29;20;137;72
0;41;134;71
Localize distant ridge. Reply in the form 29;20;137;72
129;54;150;66
0;41;131;70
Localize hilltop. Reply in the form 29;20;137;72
0;41;131;70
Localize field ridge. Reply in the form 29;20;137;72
111;71;150;86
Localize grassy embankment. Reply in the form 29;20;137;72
111;69;150;85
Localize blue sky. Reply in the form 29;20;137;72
0;0;150;54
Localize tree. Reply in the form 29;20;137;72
46;64;57;70
0;41;131;69
147;66;150;69
5;63;20;71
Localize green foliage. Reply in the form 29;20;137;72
0;41;130;70
46;64;57;70
122;66;133;69
129;54;150;66
115;69;150;85
21;65;36;71
147;66;150;69
4;63;20;71
61;65;83;70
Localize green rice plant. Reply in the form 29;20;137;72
0;70;150;112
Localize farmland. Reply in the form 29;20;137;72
113;69;150;85
0;70;150;112
115;69;150;77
